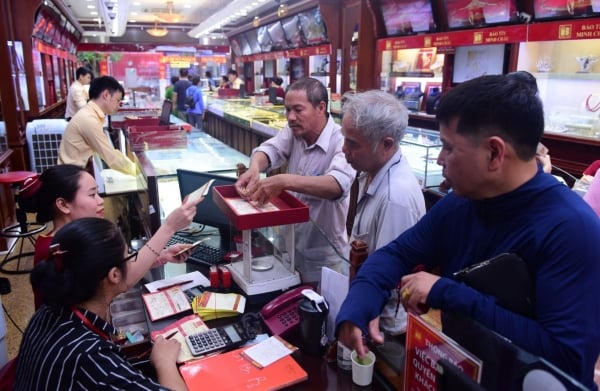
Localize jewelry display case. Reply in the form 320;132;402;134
401;127;443;188
517;39;600;174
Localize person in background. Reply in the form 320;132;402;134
165;75;179;117
341;90;426;335
227;69;244;90
15;218;187;391
235;77;355;283
64;67;93;120
19;164;199;309
268;76;285;105
336;74;600;389
185;75;204;129
582;160;600;183
218;75;230;89
205;71;216;92
58;75;135;176
172;68;192;121
584;169;600;217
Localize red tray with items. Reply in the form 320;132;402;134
213;185;309;230
127;125;188;151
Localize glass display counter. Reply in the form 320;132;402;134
204;96;287;156
401;127;443;188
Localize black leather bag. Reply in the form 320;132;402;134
453;252;535;318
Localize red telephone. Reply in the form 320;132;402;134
260;284;314;336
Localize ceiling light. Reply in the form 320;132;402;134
252;16;260;27
146;21;168;37
155;1;182;23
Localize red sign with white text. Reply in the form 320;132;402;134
403;313;482;391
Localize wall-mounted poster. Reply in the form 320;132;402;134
445;0;519;28
267;21;288;51
230;36;242;57
245;30;262;55
281;15;304;48
415;48;437;71
453;44;506;83
257;26;272;52
298;8;328;45
381;0;436;36
534;0;597;20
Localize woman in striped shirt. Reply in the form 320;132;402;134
15;218;188;390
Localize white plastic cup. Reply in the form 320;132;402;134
351;350;376;386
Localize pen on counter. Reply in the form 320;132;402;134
164;330;179;340
157;280;195;291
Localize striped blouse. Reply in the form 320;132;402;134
15;305;170;390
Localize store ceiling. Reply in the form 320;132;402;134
59;0;291;43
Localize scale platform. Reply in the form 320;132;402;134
226;255;301;296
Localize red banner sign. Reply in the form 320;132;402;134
528;19;600;41
403;313;482;391
239;44;332;62
378;17;600;50
378;25;527;51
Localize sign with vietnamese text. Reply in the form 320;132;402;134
403;313;482;391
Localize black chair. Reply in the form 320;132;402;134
0;171;47;274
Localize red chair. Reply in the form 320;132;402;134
0;171;47;274
0;358;16;390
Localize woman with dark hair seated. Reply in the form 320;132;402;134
20;164;198;309
15;218;188;391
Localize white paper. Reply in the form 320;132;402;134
321;267;349;341
242;336;295;368
144;271;210;293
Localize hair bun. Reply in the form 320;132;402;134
20;176;41;199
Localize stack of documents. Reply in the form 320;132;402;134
192;291;246;321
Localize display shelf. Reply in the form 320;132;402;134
534;72;600;81
401;127;443;188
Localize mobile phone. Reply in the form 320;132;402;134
174;238;208;256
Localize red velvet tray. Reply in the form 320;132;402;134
213;185;309;230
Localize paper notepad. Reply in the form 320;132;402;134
144;271;210;293
142;287;191;321
240;335;298;368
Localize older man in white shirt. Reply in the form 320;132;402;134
236;78;355;283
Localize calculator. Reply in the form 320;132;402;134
185;323;248;356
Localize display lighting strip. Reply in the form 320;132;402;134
188;0;270;38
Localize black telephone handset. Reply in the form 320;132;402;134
260;284;314;336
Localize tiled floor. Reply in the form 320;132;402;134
1;223;600;388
